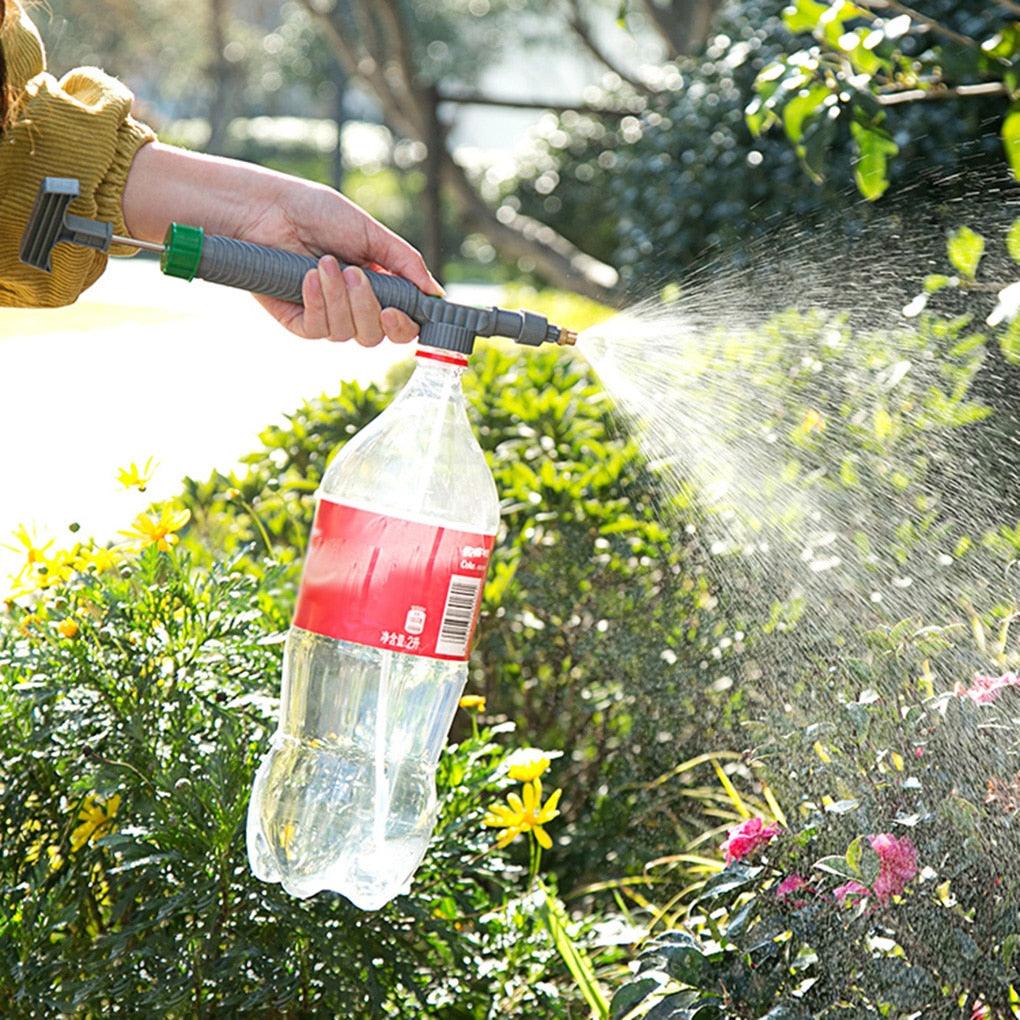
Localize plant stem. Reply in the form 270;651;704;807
529;835;543;888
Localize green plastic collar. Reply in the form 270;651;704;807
161;222;204;281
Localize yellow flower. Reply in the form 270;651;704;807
18;613;42;636
484;778;562;850
7;545;79;599
82;545;119;573
57;618;80;639
3;523;54;570
120;505;191;552
39;549;77;589
70;793;121;852
506;747;551;783
459;694;487;713
117;457;157;492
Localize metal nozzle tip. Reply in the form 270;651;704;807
558;328;578;347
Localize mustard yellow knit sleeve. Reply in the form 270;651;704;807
0;2;157;308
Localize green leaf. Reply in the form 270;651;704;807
538;883;610;1019
1001;318;1020;366
818;1;865;47
783;0;828;33
947;226;985;279
846;835;881;885
610;977;664;1020
813;854;859;881
783;85;832;145
801;109;837;183
850;119;899;201
1004;101;1020;180
1002;933;1020;971
982;24;1020;60
1007;220;1020;263
924;274;953;294
845;834;864;874
874;406;893;440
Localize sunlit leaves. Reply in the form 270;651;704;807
924;273;954;294
783;85;831;145
1007;220;1020;263
873;405;894;441
1001;318;1020;365
850;115;899;201
782;0;828;34
946;226;985;279
757;2;1015;196
1004;102;1020;181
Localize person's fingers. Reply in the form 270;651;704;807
343;266;385;347
380;307;419;344
300;266;330;339
318;256;355;341
253;293;305;336
363;222;444;297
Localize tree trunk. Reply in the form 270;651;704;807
332;66;348;193
423;84;445;283
439;151;621;306
565;0;659;96
298;0;622;304
640;0;723;58
205;0;234;154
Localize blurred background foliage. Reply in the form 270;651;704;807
34;0;1020;297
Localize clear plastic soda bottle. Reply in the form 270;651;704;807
246;345;499;909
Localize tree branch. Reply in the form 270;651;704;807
876;81;1008;106
299;0;623;302
437;90;636;116
439;149;621;305
564;0;660;97
298;0;420;139
639;0;723;58
855;0;981;50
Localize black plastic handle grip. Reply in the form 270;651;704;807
197;234;431;322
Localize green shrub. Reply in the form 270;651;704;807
611;647;1020;1019
509;0;1009;282
0;547;584;1017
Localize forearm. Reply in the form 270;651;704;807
121;141;292;243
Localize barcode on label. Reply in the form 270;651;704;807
435;574;483;658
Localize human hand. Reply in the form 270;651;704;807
122;142;443;346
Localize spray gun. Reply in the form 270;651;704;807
19;177;578;354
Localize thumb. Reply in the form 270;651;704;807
364;222;445;297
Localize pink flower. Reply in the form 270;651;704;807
870;832;917;902
831;834;918;907
957;672;1020;705
970;1004;989;1020
834;880;869;906
721;816;782;864
775;873;810;907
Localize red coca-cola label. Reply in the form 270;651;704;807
292;499;495;661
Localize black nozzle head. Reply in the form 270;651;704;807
19;177;112;272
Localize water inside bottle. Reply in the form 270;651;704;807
247;628;467;908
